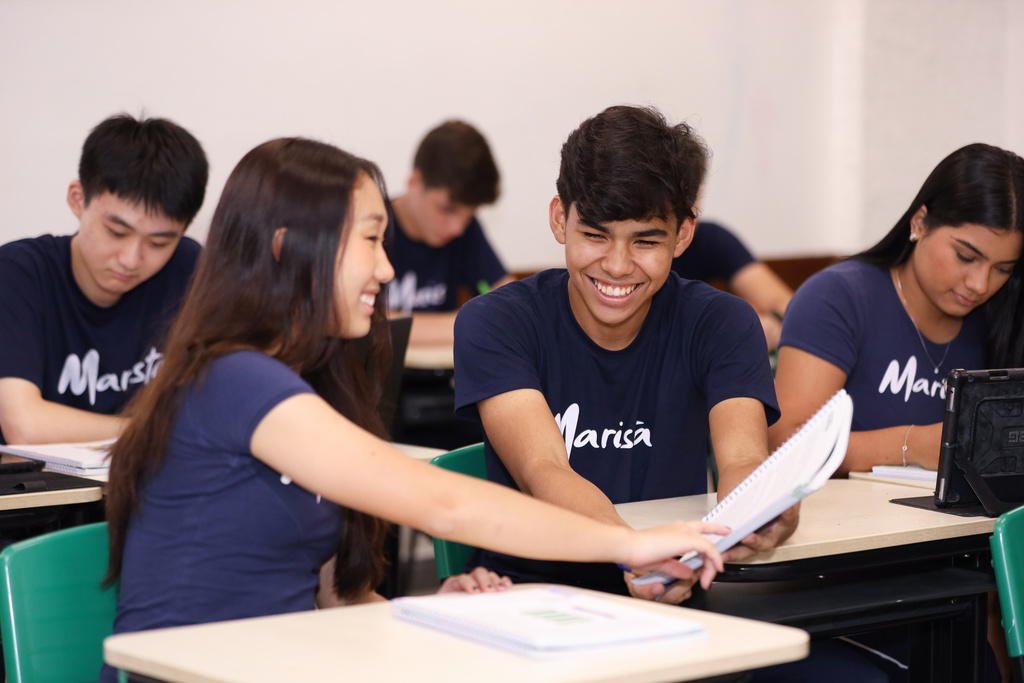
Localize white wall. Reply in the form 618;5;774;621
1;0;1020;271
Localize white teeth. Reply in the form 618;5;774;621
594;280;637;297
359;293;375;306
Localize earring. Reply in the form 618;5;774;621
909;233;919;242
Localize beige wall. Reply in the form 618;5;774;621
1;0;1021;271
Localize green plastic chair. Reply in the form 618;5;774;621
429;443;487;579
0;522;123;683
990;504;1024;682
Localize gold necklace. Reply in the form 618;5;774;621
894;269;952;375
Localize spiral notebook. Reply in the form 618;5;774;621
634;389;854;584
392;585;705;657
0;438;115;476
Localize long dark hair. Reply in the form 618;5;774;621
856;143;1024;366
106;138;391;599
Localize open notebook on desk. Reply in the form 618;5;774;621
0;438;114;476
392;585;705;658
635;389;854;584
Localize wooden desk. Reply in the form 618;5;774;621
392;442;446;462
404;344;454;370
617;479;994;565
0;483;102;511
848;470;936;490
105;586;808;683
616;479;996;683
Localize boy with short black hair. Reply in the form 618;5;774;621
454;105;796;603
0;113;208;444
388;120;513;345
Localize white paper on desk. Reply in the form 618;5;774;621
392;585;705;657
0;438;115;475
634;389;854;585
869;465;937;482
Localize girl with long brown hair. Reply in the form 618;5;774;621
100;138;726;679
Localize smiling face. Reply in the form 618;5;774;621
550;196;694;350
67;181;187;308
334;175;395;339
905;207;1022;323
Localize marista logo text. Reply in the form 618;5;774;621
555;403;652;459
878;356;946;402
57;347;163;406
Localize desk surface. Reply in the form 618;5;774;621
0;481;103;511
404;343;454;370
392;442;446;462
616;479;995;565
105;585;808;683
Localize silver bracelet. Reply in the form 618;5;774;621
902;425;914;467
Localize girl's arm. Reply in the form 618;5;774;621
770;346;942;474
250;393;726;588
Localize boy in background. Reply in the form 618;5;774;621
388;120;513;346
0;114;208;444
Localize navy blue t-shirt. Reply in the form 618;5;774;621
108;352;338;655
454;269;778;593
386;212;507;313
0;234;199;442
781;260;984;430
672;221;756;283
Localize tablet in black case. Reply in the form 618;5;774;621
935;367;1024;516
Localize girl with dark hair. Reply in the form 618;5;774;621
100;138;725;681
767;142;1023;682
772;142;1024;473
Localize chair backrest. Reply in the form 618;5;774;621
990;504;1024;680
429;443;486;579
0;522;117;683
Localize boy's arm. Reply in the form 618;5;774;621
478;387;699;603
405;310;459;347
709;396;799;558
0;377;125;444
478;388;625;525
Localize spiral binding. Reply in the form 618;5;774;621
703;388;848;523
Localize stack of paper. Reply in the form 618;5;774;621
870;465;937;482
0;439;115;476
392;585;705;657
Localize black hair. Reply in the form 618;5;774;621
79;113;209;226
855;143;1024;366
556;105;708;231
413;120;499;206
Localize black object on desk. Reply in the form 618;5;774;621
934;368;1024;516
0;470;101;496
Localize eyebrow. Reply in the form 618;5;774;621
953;237;1019;264
106;213;181;240
580;221;669;239
356;212;388;225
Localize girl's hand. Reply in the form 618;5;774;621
438;566;513;594
625;520;729;591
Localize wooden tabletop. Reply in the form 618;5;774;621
404;344;454;370
105;585;808;683
0;481;103;511
615;479;996;565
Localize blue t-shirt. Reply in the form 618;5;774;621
0;234;199;442
672;221;756;283
386;212;507;313
454;269;778;593
109;352;339;644
780;260;984;430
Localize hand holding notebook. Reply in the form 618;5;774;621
634;389;854;585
